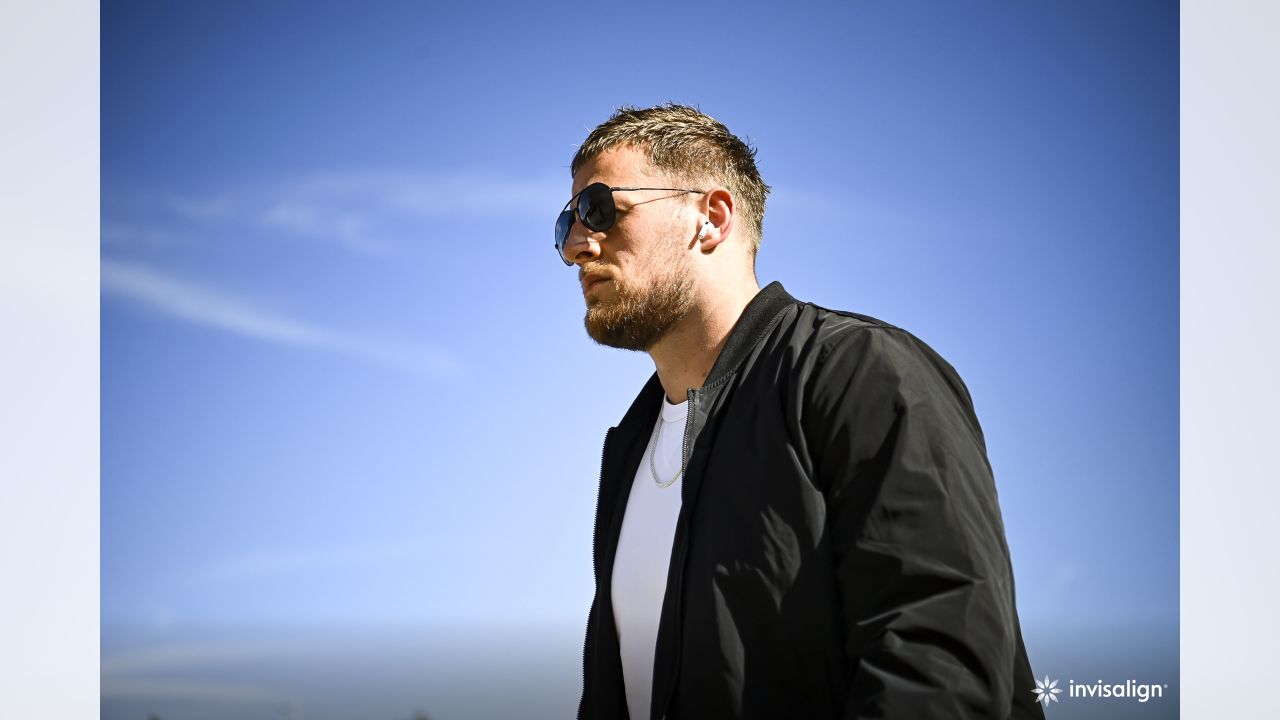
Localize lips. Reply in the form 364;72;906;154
581;273;610;293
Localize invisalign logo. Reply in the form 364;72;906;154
1032;675;1062;706
1031;674;1170;707
1069;679;1168;702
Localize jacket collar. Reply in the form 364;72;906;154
614;280;796;431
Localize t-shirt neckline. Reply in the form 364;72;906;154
660;396;688;424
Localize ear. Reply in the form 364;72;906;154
697;187;735;252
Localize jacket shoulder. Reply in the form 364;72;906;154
790;300;986;450
801;300;902;332
789;300;914;365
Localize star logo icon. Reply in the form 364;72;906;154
1032;675;1062;706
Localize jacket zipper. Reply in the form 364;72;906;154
580;426;613;720
656;388;697;720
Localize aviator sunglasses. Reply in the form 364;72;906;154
554;182;705;265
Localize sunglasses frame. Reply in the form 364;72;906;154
555;182;706;265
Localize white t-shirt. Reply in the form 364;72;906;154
611;395;688;720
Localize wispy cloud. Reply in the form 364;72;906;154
255;170;562;254
260;200;392;255
101;678;296;705
105;169;564;257
290;169;562;217
168;194;236;221
103;639;309;676
769;186;941;234
185;540;426;587
101;259;458;376
102;642;305;714
101;221;181;248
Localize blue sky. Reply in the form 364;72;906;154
102;1;1178;716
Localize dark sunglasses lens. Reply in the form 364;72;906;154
555;209;574;254
579;184;615;232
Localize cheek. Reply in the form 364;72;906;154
612;217;685;280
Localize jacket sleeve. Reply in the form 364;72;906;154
802;326;1024;719
578;600;593;720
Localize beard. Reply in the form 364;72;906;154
584;265;695;351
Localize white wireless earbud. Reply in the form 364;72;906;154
697;220;715;240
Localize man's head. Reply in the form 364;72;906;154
570;104;770;254
561;104;770;351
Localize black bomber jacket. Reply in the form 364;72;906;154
578;281;1045;720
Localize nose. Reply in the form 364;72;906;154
562;223;602;266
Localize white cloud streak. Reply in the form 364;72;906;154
102;640;309;676
260;200;392;255
101;222;181;248
290;169;563;217
167;193;236;221
253;170;563;254
107;169;564;256
185;541;426;587
101;260;458;376
102;644;304;714
101;678;295;705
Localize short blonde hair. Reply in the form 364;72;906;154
571;103;771;255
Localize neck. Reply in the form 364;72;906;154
647;275;761;404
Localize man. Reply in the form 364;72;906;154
559;104;1043;720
